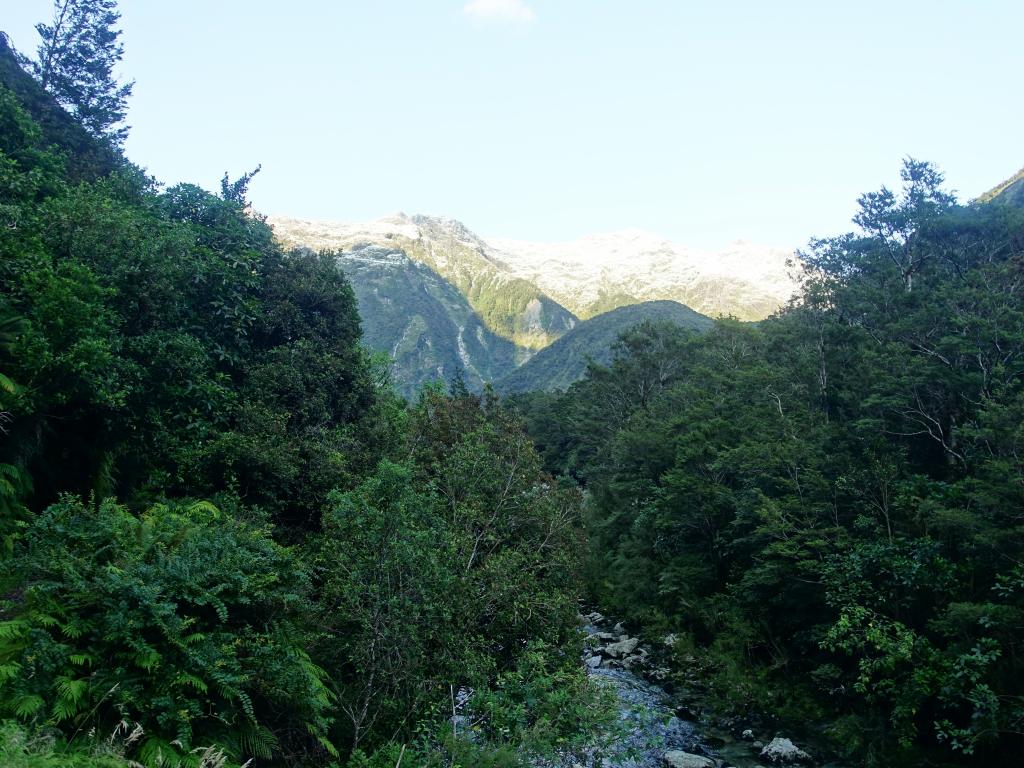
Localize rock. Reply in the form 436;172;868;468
586;611;604;623
584;654;601;669
759;737;811;764
752;741;764;750
605;636;640;657
621;653;645;669
613;622;626;634
741;729;755;741
663;751;715;768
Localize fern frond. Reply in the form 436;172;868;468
0;620;29;641
0;661;22;683
173;673;208;693
187;500;220;519
237;722;278;760
134;648;161;671
11;693;45;717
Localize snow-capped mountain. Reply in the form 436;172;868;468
269;213;577;351
270;213;799;325
488;230;799;321
268;212;800;393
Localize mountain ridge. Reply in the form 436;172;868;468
269;213;799;324
270;213;578;350
496;300;714;393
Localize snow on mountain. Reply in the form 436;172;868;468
269;213;800;325
487;230;800;320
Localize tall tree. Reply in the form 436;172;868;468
29;0;133;146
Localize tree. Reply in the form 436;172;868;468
28;0;133;146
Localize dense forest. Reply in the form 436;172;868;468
0;17;609;768
514;162;1024;765
3;3;1024;767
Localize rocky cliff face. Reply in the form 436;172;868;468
269;213;578;350
332;244;520;398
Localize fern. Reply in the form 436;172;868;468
0;620;29;641
172;674;208;693
235;721;277;760
133;648;161;671
0;661;21;682
11;693;45;717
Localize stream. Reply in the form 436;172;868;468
534;614;837;768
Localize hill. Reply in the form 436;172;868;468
497;300;713;393
976;166;1024;207
336;244;520;397
270;213;578;350
0;32;119;181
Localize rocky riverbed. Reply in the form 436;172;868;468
540;612;827;768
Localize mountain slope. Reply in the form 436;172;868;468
488;230;798;321
336;244;519;398
270;213;577;349
0;32;120;181
976;167;1024;208
497;300;714;393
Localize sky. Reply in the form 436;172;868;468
4;1;1022;250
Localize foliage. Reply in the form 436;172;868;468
498;299;713;394
25;0;133;146
0;45;594;768
521;160;1024;765
312;388;584;753
0;497;334;765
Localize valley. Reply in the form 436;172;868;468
269;213;794;395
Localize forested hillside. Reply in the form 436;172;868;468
515;161;1024;766
498;300;713;393
0;25;608;768
332;243;521;397
4;4;1024;767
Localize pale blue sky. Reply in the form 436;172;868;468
4;1;1022;249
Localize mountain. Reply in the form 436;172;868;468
976;167;1024;208
496;300;714;393
488;230;798;321
270;213;578;350
334;244;520;398
269;213;795;395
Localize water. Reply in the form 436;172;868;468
531;621;833;768
530;623;711;768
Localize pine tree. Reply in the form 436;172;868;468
29;0;133;146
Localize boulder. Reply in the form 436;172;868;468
759;737;811;764
605;637;640;657
663;751;715;768
584;654;601;669
613;622;626;634
741;729;755;741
